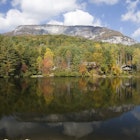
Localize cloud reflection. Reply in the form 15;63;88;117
63;122;101;138
0;116;101;139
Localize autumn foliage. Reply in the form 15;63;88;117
0;35;140;77
42;48;54;75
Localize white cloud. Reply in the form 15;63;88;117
126;0;140;11
47;20;63;25
11;0;79;20
0;0;81;32
121;0;140;41
89;0;119;5
122;11;140;24
64;10;93;25
47;10;102;27
0;9;38;32
121;0;140;24
63;9;102;26
132;28;140;39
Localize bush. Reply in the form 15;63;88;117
54;70;81;77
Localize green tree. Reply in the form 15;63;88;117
0;37;19;77
36;56;43;74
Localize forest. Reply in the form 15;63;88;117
0;34;140;78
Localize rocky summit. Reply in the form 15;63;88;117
7;24;137;45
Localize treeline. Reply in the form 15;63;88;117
0;34;140;77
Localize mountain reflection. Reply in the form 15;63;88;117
0;77;140;139
1;110;140;140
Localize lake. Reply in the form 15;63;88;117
0;77;140;140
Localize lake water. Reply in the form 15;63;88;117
0;77;140;140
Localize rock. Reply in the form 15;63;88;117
5;24;137;45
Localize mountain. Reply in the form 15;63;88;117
6;24;137;45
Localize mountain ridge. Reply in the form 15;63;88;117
5;24;137;45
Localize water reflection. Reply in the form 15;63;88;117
1;110;140;140
0;77;140;139
0;78;139;116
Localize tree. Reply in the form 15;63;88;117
0;37;19;77
132;48;140;71
36;56;43;74
93;52;103;66
65;50;72;69
42;48;54;74
79;63;87;76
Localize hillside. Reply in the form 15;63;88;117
5;24;137;45
0;34;140;78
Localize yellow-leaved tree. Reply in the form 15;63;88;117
133;48;140;71
42;48;54;75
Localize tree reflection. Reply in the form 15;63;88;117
0;77;140;118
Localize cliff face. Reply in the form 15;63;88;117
7;24;137;45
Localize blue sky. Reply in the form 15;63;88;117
0;0;140;42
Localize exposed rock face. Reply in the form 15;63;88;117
7;24;137;45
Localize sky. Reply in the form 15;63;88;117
0;0;140;42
